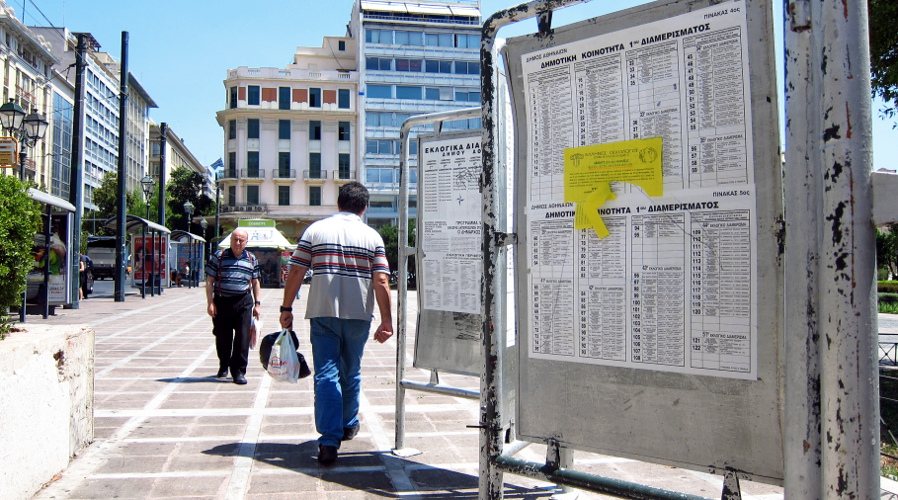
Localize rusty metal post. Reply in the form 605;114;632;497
785;0;879;496
783;0;822;495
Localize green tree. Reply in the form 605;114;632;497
0;175;41;337
377;220;416;281
870;0;898;123
91;172;145;220
167;168;213;231
878;223;898;279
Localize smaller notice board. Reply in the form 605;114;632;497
413;131;484;375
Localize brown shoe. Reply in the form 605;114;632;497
317;445;337;465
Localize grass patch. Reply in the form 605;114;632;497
881;301;898;314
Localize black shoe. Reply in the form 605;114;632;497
233;374;247;385
342;426;360;441
216;369;228;378
318;445;338;465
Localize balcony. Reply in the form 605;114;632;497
303;170;328;185
272;169;297;183
220;168;238;181
239;169;266;183
332;170;355;184
220;204;269;215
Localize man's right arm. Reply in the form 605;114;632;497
372;271;393;343
280;263;307;329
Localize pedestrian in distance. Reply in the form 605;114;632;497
205;229;262;385
279;181;394;466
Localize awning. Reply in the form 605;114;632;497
217;226;295;250
103;215;171;234
360;1;407;13
28;188;75;212
170;230;206;243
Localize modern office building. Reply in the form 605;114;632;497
216;36;358;241
48;73;74;200
0;4;58;187
349;0;482;227
34;27;156;210
149;122;205;181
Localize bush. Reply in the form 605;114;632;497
0;176;41;338
880;281;898;294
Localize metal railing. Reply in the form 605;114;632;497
220;204;268;214
239;168;265;179
271;169;296;179
303;169;328;180
332;169;355;180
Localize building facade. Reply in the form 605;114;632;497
216;36;358;241
0;3;57;188
149;122;205;180
350;0;482;227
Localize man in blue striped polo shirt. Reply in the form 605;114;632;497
279;182;393;465
205;228;262;385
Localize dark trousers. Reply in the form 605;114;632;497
212;293;253;376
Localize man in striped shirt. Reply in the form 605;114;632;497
205;229;262;385
280;182;393;466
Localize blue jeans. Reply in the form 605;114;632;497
310;317;371;448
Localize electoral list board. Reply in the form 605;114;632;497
521;0;758;380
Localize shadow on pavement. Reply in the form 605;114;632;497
202;441;558;498
156;376;232;384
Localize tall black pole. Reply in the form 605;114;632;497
114;31;129;302
19;151;27;322
68;33;87;309
214;180;220;250
140;206;146;299
158;122;167;226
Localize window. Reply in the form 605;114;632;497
366;57;392;71
395;30;423;46
247;85;260;105
278;152;290;176
396;86;421;100
228;186;236;206
338;121;350;141
456;90;480;103
338;40;346;51
228;119;236;140
366;139;394;155
229;87;237;108
409;140;418;155
278;185;290;205
425;60;453;74
338;153;351;179
246;185;259;205
395;58;422;72
338;89;350;109
247;151;259;177
366;167;395;184
309;88;321;108
309;186;321;206
309;153;321;178
454;61;479;75
309;120;321;140
425;87;440;100
365;28;391;44
277;120;290;140
227;152;237;177
247;119;259;139
278;87;291;110
367;85;391;99
425;32;453;47
456;33;480;48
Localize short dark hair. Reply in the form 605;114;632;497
338;181;369;214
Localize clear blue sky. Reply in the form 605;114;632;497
18;0;897;170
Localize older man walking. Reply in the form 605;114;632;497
206;229;262;385
280;182;393;465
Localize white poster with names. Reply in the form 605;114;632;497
521;1;758;379
420;134;483;314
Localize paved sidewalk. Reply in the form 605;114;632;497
25;285;785;499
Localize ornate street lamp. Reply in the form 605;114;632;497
139;175;155;299
200;217;209;261
183;200;195;287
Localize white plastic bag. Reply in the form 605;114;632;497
249;318;263;350
267;329;300;383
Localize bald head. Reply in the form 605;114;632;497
230;229;248;255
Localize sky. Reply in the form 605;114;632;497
15;0;897;170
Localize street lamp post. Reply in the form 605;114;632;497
200;217;209;262
183;200;194;287
140;175;155;299
1;99;49;322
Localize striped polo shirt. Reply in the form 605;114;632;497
290;212;389;320
206;248;261;297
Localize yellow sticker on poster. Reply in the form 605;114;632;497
564;137;663;238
